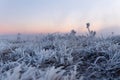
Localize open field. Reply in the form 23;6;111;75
0;32;120;80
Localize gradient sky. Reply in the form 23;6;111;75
0;0;120;34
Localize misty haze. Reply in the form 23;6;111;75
0;0;120;80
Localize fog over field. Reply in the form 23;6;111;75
0;0;120;80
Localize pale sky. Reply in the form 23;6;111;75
0;0;120;34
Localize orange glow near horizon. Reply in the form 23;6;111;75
0;22;102;35
0;26;99;34
0;24;73;34
0;17;105;34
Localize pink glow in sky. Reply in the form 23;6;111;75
0;0;120;34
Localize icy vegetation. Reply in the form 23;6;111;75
0;31;120;80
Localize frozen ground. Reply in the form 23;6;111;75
0;32;120;80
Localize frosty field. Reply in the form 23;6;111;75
0;32;120;80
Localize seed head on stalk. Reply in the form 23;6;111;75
86;23;90;33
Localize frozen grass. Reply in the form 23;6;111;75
0;33;120;80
